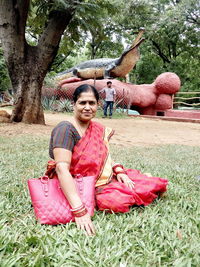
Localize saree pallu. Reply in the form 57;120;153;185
47;120;168;214
96;169;168;213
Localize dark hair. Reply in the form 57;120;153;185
73;84;99;103
107;81;112;85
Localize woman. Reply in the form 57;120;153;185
47;84;168;235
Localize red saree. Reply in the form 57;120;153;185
47;121;168;213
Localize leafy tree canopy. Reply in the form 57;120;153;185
112;0;200;90
1;0;199;94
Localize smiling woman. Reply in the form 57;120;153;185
73;85;99;131
45;84;168;236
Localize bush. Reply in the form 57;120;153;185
41;96;73;112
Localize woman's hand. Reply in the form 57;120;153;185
116;173;135;189
75;213;96;236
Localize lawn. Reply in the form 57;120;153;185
0;135;200;266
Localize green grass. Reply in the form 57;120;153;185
0;135;200;266
41;109;129;119
95;109;129;119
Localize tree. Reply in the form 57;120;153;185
0;0;80;123
50;0;124;70
112;0;200;90
0;47;11;93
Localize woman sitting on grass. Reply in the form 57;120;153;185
47;84;168;235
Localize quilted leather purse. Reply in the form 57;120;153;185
28;174;96;225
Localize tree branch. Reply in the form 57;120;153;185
0;0;30;58
151;40;171;64
186;15;200;25
37;1;81;71
50;52;71;70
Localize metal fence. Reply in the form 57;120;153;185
41;87;129;113
173;92;200;109
1;87;200;114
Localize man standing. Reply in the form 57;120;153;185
99;81;116;118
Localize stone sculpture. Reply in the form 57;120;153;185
56;28;145;81
49;72;181;115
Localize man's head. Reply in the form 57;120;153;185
107;81;112;88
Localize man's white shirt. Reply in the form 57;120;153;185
100;87;116;101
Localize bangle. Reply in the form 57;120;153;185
72;206;86;214
71;208;88;217
112;163;126;175
112;163;124;173
112;163;124;170
112;163;123;168
70;204;84;212
115;170;126;175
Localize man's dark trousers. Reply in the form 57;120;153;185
104;101;114;117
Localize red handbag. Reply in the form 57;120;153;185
28;175;96;225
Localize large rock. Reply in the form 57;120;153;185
0;110;11;123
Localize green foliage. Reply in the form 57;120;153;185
0;134;200;266
43;72;57;88
113;0;200;90
57;99;73;112
41;96;73;112
2;0;199;94
43;0;200;93
41;96;57;111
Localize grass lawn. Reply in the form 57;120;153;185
0;135;200;266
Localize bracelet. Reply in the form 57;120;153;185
112;163;124;173
71;208;88;217
70;204;84;212
115;170;126;175
112;163;123;169
112;163;126;176
72;206;86;214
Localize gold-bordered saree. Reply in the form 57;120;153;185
46;121;168;213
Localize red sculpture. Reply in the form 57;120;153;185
44;72;181;115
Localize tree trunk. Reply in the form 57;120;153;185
0;0;79;124
7;44;47;124
11;75;45;124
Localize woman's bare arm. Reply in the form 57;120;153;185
53;148;83;208
53;147;95;235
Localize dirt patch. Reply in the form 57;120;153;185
1;109;200;147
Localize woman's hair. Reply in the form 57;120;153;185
73;84;99;103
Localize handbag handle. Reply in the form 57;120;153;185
41;176;49;197
74;174;84;195
40;174;84;197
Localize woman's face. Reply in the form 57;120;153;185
73;91;98;122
